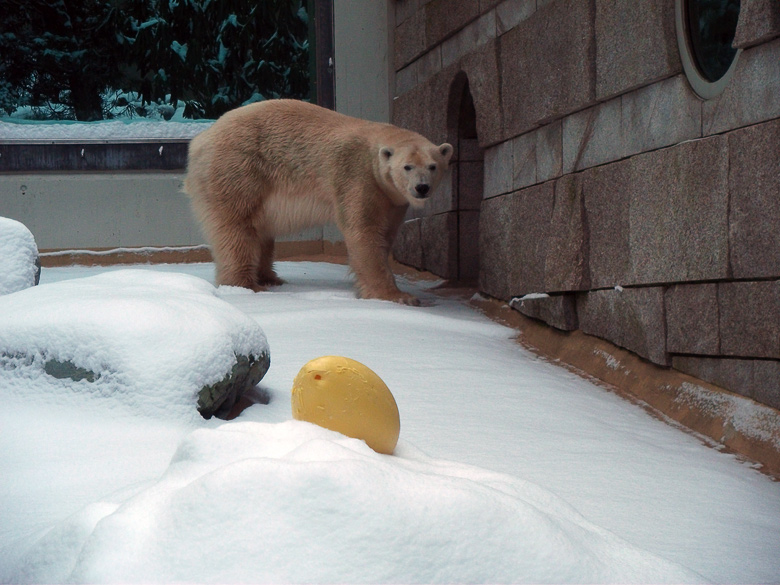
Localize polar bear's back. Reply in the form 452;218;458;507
185;100;376;199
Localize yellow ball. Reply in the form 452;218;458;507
291;356;400;455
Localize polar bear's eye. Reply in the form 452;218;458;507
403;165;413;171
428;164;437;171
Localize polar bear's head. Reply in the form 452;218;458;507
379;142;453;208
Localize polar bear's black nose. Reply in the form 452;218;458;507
415;184;430;197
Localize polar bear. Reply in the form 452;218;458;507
184;99;453;305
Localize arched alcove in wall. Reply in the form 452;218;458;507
446;72;484;283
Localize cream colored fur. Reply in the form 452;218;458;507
184;99;453;305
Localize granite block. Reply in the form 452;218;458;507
665;284;720;355
395;63;418;96
544;174;589;292
513;293;579;331
671;356;748;394
483;140;513;198
426;165;458;216
595;0;681;100
426;64;460;147
417;45;443;84
480;0;503;13
479;183;554;299
404;199;425;222
395;0;419;26
562;97;623;173
442;11;496;68
578;286;669;366
460;39;503;147
421;212;459;279
392;81;433;138
751;359;780;410
733;0;780;49
393;218;423;269
425;0;481;47
672;356;780;410
394;62;458;146
628;136;730;285
512;131;536;190
728;119;780;279
536;121;563;183
395;10;427;70
719;281;780;359
500;0;596;138
496;0;536;35
703;38;780;135
621;75;702;158
581;159;632;288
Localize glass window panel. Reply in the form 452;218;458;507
686;0;741;82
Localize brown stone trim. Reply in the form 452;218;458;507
322;240;348;257
39;245;213;267
39;241;348;268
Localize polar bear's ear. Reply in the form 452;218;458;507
380;146;394;160
438;143;454;163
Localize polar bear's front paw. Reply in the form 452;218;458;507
359;288;420;306
396;293;421;306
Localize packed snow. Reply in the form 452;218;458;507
1;261;779;583
0;217;40;295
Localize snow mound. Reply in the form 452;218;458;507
0;217;40;295
0;270;268;424
13;420;705;584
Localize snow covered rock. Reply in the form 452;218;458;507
196;351;270;419
0;217;40;295
0;270;269;423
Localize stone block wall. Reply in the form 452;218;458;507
391;0;780;411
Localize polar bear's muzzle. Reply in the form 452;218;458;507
414;183;431;198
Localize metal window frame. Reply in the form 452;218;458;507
675;0;742;100
311;0;335;110
0;1;335;172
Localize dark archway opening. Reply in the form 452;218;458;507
447;74;484;283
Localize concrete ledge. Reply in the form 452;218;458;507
0;141;189;172
467;293;780;479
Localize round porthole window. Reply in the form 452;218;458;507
675;0;742;99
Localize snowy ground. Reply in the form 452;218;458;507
1;261;779;583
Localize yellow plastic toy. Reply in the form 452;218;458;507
291;356;400;455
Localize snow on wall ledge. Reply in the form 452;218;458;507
0;119;212;142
